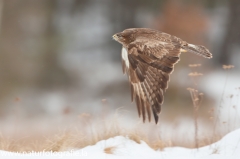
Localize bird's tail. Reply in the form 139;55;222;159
183;44;212;59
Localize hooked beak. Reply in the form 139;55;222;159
112;34;118;41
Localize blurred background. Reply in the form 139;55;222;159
0;0;240;149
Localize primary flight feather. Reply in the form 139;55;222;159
112;28;212;124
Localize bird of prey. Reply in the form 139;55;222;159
112;28;212;124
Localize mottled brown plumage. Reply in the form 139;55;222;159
113;28;212;124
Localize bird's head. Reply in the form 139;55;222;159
112;29;137;46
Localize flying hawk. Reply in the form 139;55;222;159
112;28;212;124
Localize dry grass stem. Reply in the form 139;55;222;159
214;64;234;136
128;134;141;144
46;133;70;152
187;88;204;148
1;64;239;152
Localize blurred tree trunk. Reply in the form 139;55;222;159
37;0;72;89
108;0;138;61
109;0;138;33
0;0;72;100
219;0;240;64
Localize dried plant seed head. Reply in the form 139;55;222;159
62;106;71;115
102;99;107;102
188;72;203;77
194;98;199;102
189;64;202;68
222;65;234;69
15;97;21;102
79;113;90;118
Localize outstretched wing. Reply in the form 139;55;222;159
122;35;182;124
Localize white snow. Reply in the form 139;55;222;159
201;70;240;130
1;128;240;159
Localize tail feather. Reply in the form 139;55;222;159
183;44;212;59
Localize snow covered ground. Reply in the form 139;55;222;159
1;128;240;159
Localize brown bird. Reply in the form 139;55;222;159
112;28;212;124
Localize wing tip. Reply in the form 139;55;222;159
152;103;161;124
153;112;159;124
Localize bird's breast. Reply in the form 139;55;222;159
121;47;130;69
